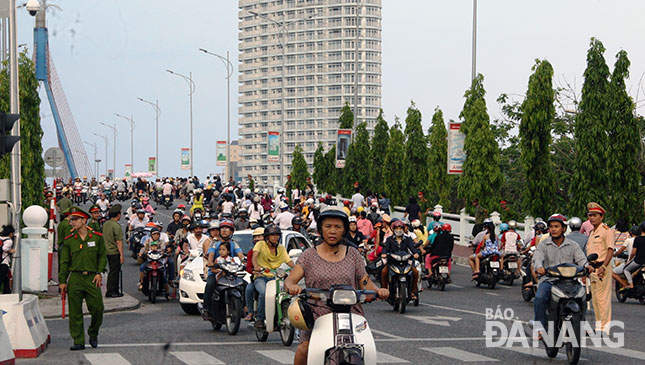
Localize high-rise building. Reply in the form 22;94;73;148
238;0;382;187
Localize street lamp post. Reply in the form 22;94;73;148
137;97;161;175
115;113;135;172
249;11;315;186
93;133;108;176
167;69;195;177
198;48;233;183
353;0;364;129
84;141;98;179
472;0;477;81
99;122;117;176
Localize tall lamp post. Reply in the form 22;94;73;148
137;97;161;175
249;10;315;186
84;141;98;179
93;133;108;176
99;122;117;176
353;0;364;129
115;113;135;172
167;69;195;177
198;48;232;183
471;0;477;81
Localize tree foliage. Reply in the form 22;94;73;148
342;122;371;196
519;59;556;218
370;110;389;194
312;142;327;191
403;101;428;200
606;50;641;224
324;145;339;194
457;74;503;211
289;144;310;191
382;120;406;205
569;38;611;216
0;50;44;210
427;107;450;207
338;101;354;129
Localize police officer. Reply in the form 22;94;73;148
58;206;107;351
88;205;102;232
57;208;72;273
585;202;614;333
103;204;124;297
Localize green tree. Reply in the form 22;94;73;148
519;59;556;218
0;50;44;210
493;95;524;217
457;74;503;211
569;38;611;216
338;101;354;129
607;50;641;224
382;120;406;205
370;110;389;194
403;101;428;200
312;142;327;192
427;107;450;207
324;145;339;194
342;122;371;196
289;144;310;192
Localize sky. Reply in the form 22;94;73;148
12;0;645;178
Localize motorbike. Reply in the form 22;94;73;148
141;249;169;303
254;267;295;345
426;256;451;291
299;286;378;365
163;194;173;209
116;190;128;202
99;207;109;226
385;251;418;314
130;227;147;259
473;254;501;289
540;254;598;364
81;186;89;204
521;246;537;302
74;186;83;204
202;260;245;335
615;263;645;304
90;186;99;203
104;187;112;202
500;253;520;286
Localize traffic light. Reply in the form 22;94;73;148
0;112;20;159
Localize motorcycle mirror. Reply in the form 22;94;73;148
587;253;598;262
288;248;303;258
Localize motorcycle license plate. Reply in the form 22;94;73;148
489;262;500;268
439;266;449;274
508;262;518;269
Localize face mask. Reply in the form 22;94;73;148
394;229;404;237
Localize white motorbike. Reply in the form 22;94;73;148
299;286;378;365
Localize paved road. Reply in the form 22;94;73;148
24;200;645;364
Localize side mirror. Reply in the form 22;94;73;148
288;249;303;258
587;253;599;262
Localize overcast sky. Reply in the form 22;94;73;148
13;0;645;178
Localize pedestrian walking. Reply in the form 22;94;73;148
103;204;124;297
58;206;107;351
0;225;16;294
585;202;613;333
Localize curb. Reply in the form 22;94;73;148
41;295;141;319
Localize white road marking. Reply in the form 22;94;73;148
419;302;485;317
97;340;275;347
375;337;486;342
405;315;461;327
256;349;296;364
447;283;463;288
502;346;588;362
421;347;497;362
84;353;131;365
485;292;500;296
372;328;404;339
590;346;645;360
377;351;409;363
170;351;225;364
498;284;513;288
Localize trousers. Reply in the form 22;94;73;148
533;280;553;328
68;272;104;345
106;254;121;295
590;270;612;332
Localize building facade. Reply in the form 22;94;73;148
238;0;382;187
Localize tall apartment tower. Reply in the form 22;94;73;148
238;0;382;187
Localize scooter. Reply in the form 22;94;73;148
163;194;173;209
74;186;83;204
254;267;295;345
521;246;537;302
500;253;520;286
81;186;89;204
615;264;645;304
385;251;418;314
204;260;245;335
141;249;169;304
300;286;378;365
130;227;147;259
473;254;501;289
426;256;451;291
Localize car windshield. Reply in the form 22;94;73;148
232;232;255;253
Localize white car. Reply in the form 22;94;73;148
178;229;313;315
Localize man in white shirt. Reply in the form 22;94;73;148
351;188;365;214
129;209;149;231
162;180;173;196
184;223;210;254
221;196;235;215
96;193;110;211
274;202;295;230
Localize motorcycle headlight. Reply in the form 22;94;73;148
390;254;401;261
391;265;401;274
551;286;566;299
182;269;195;281
331;290;357;305
401;254;411;261
275;267;287;279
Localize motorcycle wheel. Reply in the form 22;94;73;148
212;322;222;331
255;330;268;342
279;300;295;346
615;281;627;303
505;277;514;286
226;296;242;335
566;315;582;364
487;276;496;290
398;282;407;314
639;297;645;305
150;276;158;304
439;281;446;291
545;346;559;358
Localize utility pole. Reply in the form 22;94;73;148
84;141;98;179
167;70;195;177
353;0;364;130
93;133;108;176
115;113;135;173
137;97;161;175
99;122;117;176
471;0;477;81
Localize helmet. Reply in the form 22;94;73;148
252;227;265;236
219;219;235;231
131;200;138;207
199;220;209;228
172;209;183;217
357;206;364;213
348;216;357;223
279;201;289;210
432;211;442;220
238;208;248;215
253;196;261;203
534;221;547;231
500;223;509;232
391;220;405;230
154;220;163;229
134;203;143;209
568;217;582;231
181;215;192;223
483;218;494;229
411;219;421;228
291;217;303;226
343;200;351;206
278;188;285;194
546;213;567;227
150;227;160;234
629;225;641;237
508;220;517;230
441;223;452;232
433;222;442;232
287;297;314;330
264;224;282;237
178;204;186;209
136;208;145;214
208;220;220;230
316;207;349;234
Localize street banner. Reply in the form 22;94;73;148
335;129;352;168
108;169;114;180
448;121;466;174
267;132;280;162
124;164;132;180
148;157;156;174
181;148;190;170
216;141;227;166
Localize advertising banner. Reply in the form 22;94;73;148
216;141;227;166
335;129;352;168
148;157;157;174
448;122;466;175
124;164;132;180
181;148;190;170
107;169;114;180
267;132;280;162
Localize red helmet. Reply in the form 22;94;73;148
178;204;186;209
343;200;351;206
441;223;452;232
219;219;235;231
432;211;442;220
391;220;405;229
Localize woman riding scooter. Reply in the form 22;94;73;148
380;220;421;300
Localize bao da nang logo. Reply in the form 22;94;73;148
483;306;624;348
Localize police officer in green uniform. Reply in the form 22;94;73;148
57;208;72;273
58;206;107;351
88;205;102;233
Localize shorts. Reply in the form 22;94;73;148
481;248;500;257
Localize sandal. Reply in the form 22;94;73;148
138;283;143;291
244;314;254;321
